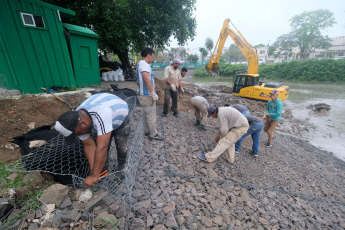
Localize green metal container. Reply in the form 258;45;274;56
0;0;100;94
64;23;100;87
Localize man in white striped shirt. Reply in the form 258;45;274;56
55;93;130;187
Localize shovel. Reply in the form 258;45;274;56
40;87;74;110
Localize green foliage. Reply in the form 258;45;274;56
95;216;118;229
0;162;29;190
255;44;266;48
272;9;336;59
218;62;248;77
205;37;214;51
199;48;208;61
259;59;345;82
193;67;209;77
187;54;199;63
221;44;246;63
43;0;197;69
193;63;248;78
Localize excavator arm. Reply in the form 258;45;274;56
205;18;259;76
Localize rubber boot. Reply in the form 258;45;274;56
195;120;200;126
199;124;206;131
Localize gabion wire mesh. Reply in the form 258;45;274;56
5;91;144;229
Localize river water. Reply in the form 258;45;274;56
183;76;345;161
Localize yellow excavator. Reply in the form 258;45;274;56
205;18;289;101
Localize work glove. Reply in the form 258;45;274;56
170;84;177;92
150;91;159;101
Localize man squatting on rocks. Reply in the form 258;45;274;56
190;96;209;131
55;93;130;187
263;90;283;147
197;105;249;164
163;59;183;117
136;47;165;140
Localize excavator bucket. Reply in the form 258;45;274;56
205;61;219;76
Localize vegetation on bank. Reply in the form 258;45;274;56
193;59;345;82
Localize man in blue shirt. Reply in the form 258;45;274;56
263;90;283;147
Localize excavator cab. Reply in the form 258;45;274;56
233;74;259;93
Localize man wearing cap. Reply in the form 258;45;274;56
136;47;164;141
263;90;283;147
197;105;249;164
190;96;209;131
163;59;183;117
55;93;130;187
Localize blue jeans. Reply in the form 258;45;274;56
242;110;250;115
235;121;263;155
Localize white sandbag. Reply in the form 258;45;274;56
113;71;119;81
115;69;124;81
102;72;108;81
118;73;124;81
107;71;113;81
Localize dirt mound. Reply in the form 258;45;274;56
0;94;88;162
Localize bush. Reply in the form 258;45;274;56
193;63;248;78
259;59;345;82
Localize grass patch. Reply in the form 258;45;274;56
0;161;29;191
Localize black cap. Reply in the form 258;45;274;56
55;111;80;145
207;104;217;117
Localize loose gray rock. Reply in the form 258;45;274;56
165;212;179;228
40;184;69;206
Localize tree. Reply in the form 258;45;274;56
222;44;246;63
43;0;197;79
199;48;208;61
188;54;199;63
254;44;266;48
273;9;336;59
205;37;214;53
180;48;187;61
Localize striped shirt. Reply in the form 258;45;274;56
76;93;129;140
137;60;155;96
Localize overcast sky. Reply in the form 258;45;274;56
169;0;345;53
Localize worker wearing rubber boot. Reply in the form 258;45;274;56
190;96;209;131
197;105;249;164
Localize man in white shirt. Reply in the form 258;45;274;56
136;47;164;141
55;93;130;187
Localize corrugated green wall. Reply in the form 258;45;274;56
0;0;76;94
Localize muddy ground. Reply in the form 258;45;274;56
1;78;345;229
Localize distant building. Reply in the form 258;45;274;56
265;36;345;63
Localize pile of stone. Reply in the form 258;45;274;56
3;182;128;230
